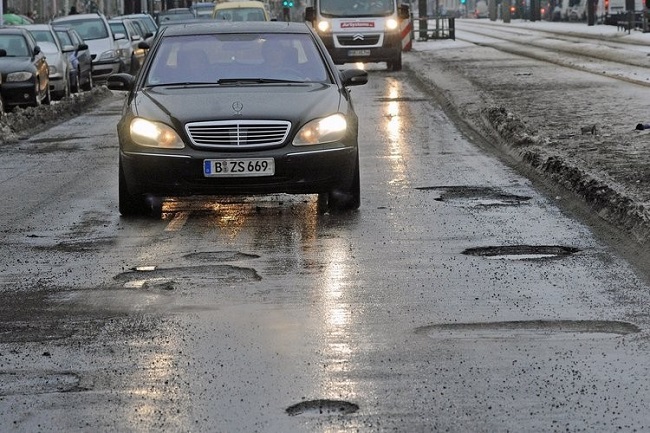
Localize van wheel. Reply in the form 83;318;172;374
389;53;402;71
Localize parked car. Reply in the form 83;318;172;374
0;27;50;109
120;13;158;38
156;8;196;26
106;21;367;216
190;2;217;19
18;24;72;100
212;1;271;21
53;26;93;92
51;13;123;83
108;18;148;74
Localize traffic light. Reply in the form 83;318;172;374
460;0;466;3
604;0;609;11
283;0;294;7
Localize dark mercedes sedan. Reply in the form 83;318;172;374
107;21;368;216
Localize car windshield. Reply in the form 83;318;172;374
0;35;29;56
55;18;109;41
55;30;73;46
214;8;266;21
320;0;395;17
146;33;330;86
31;30;57;45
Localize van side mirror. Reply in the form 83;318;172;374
305;6;315;22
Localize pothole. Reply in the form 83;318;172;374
183;251;260;262
416;320;640;340
416;186;531;207
286;399;359;417
462;245;580;260
114;264;262;285
0;372;82;396
29;137;86;144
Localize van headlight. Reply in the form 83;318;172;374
293;114;347;145
385;18;399;30
130;118;185;149
317;19;331;33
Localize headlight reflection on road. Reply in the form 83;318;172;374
318;238;360;403
385;81;407;186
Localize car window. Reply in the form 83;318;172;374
214;8;266;21
56;18;109;40
146;33;330;85
55;30;73;46
109;22;127;36
31;30;57;45
0;35;30;56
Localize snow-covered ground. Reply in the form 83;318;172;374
405;19;650;244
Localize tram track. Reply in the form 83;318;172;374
451;20;650;87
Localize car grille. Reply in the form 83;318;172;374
336;34;382;46
186;120;291;150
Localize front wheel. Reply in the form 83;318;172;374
119;161;149;216
327;155;360;211
388;52;402;71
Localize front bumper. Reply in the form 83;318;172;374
91;60;121;82
1;81;37;107
120;145;358;198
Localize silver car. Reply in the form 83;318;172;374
19;24;71;99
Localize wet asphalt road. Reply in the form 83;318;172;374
1;70;650;432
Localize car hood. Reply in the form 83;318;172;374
85;37;115;58
0;57;37;74
132;83;343;129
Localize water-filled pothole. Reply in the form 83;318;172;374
184;251;260;262
462;245;580;260
417;186;531;207
114;264;262;285
416;320;640;340
0;372;82;396
286;399;359;416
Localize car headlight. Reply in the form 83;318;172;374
385;18;399;31
130;118;185;149
317;20;331;33
49;65;58;75
7;71;33;82
293;114;347;146
98;49;120;61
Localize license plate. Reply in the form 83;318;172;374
348;49;371;56
203;158;275;177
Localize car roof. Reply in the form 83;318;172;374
160;21;311;36
52;13;106;21
214;1;267;9
0;27;31;35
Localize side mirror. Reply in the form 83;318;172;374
339;68;368;87
33;46;41;56
305;6;315;22
106;73;135;91
138;41;150;50
78;43;88;51
399;4;410;19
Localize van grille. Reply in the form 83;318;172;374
186;120;291;150
337;34;382;46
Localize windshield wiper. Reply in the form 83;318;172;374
217;78;302;84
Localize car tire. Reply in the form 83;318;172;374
388;53;402;71
82;68;93;91
119;162;149;216
72;69;80;93
327;154;360;211
43;85;51;105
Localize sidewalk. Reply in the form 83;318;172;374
403;19;650;247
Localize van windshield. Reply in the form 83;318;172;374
320;0;395;17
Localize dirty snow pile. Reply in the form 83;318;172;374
0;86;113;145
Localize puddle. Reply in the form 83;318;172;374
115;264;262;285
416;320;640;341
286;399;359;416
462;245;580;260
184;251;260;262
0;372;82;396
29;137;86;144
417;186;531;207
